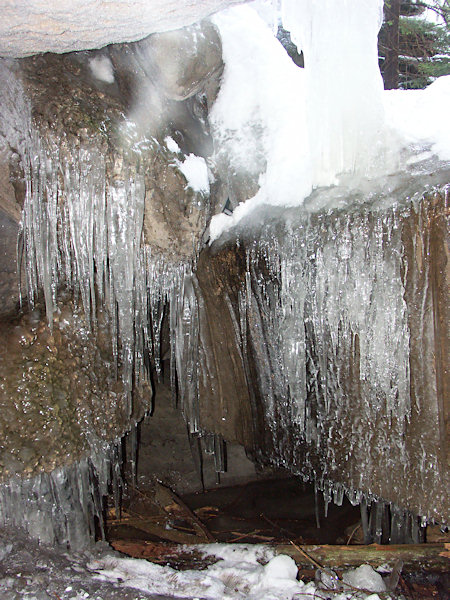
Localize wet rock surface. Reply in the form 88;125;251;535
0;299;151;482
197;189;449;525
0;18;223;478
0;20;225;547
0;16;223;269
0;4;448;553
0;209;22;318
129;383;258;495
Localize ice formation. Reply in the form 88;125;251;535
224;188;448;528
282;0;386;186
0;60;211;545
0;444;122;548
209;3;450;240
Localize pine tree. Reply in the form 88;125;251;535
379;0;450;89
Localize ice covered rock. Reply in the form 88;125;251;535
0;18;222;542
342;564;387;593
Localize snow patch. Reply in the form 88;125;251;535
175;153;210;193
89;545;391;600
384;75;450;161
164;135;181;153
89;56;115;84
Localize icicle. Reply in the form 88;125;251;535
0;446;118;549
203;432;215;455
371;501;385;544
213;434;226;474
314;478;321;529
360;496;371;545
333;483;344;507
129;424;138;487
322;481;332;518
187;430;204;491
282;0;386;186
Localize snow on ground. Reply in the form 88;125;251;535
89;543;392;600
0;528;394;600
209;3;450;242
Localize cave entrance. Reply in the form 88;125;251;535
106;477;361;548
103;382;361;550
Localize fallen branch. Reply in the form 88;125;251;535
147;483;216;543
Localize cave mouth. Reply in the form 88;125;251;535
103;379;439;554
106;476;362;548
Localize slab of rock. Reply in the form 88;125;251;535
0;0;245;58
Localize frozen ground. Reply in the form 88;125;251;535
0;527;396;600
0;527;171;600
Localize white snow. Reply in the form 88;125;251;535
89;56;115;84
384;75;450;161
209;2;450;242
282;0;386;186
165;135;181;153
88;544;390;599
209;3;310;239
174;153;210;193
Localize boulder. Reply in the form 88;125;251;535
0;0;246;58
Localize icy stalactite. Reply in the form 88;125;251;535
229;192;448;525
0;61;212;544
0;443;122;549
244;205;411;444
20;130;150;417
0;60;204;426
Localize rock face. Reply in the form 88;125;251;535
0;4;448;549
0;0;245;58
0;298;151;482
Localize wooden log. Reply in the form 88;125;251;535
276;543;450;572
110;540;450;573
